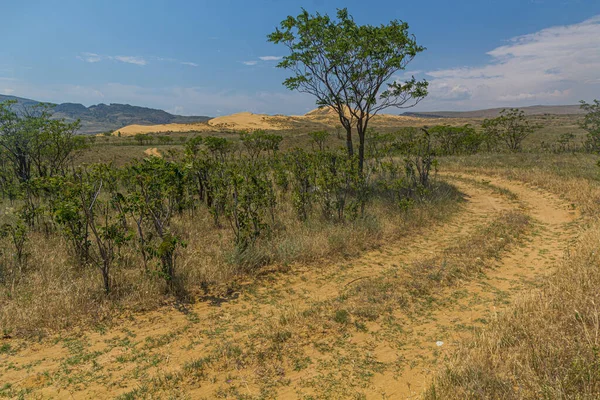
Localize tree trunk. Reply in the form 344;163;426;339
345;126;354;157
358;131;365;174
102;262;110;294
357;120;368;175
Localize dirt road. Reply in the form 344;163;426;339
0;173;578;399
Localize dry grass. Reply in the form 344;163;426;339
0;181;461;337
342;210;530;320
442;152;600;214
426;221;600;399
425;153;600;399
56;203;529;399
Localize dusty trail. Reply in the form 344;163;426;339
371;173;578;398
0;173;578;399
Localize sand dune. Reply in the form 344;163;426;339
114;107;426;136
304;106;424;125
208;112;297;131
113;122;215;136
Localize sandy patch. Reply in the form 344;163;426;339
143;147;162;158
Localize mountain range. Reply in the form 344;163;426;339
0;94;585;135
401;104;585;119
0;94;211;134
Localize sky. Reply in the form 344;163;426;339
0;0;599;116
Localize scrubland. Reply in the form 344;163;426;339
1;108;599;398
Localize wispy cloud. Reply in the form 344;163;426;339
113;56;147;66
0;88;15;95
421;15;600;110
77;52;102;63
242;56;282;66
77;52;146;66
77;52;199;68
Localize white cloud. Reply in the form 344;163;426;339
259;56;282;61
77;53;147;66
420;15;600;110
1;88;15;95
242;61;258;66
113;56;147;66
77;52;102;63
181;61;199;67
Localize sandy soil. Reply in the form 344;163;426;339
0;173;578;399
143;147;162;158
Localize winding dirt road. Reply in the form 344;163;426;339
0;173;579;399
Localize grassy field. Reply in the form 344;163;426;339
80;113;587;166
1;113;599;398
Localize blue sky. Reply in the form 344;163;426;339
1;0;599;116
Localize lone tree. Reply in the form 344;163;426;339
482;108;539;152
268;8;428;172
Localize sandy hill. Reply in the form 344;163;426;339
113;104;581;136
115;107;425;136
115;111;329;135
208;112;298;131
304;106;423;126
112;122;215;136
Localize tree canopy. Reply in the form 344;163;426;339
268;8;428;171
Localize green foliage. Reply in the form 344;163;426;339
430;124;483;155
580;100;600;152
134;133;151;146
282;149;371;222
482;109;541;152
0;114;444;294
51;175;92;264
284;149;316;221
184;136;204;157
48;165;131;294
239;130;283;159
314;152;369;221
223;160;276;252
366;131;397;164
394;128;437;188
203;136;234;161
157;136;173;145
268;8;428;171
0;101;83;183
123;157;187;285
308;130;330;151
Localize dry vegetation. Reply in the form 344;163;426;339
425;154;600;399
2;103;600;398
0;181;461;337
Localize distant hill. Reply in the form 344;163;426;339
0;94;211;134
402;105;585;119
0;94;40;109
